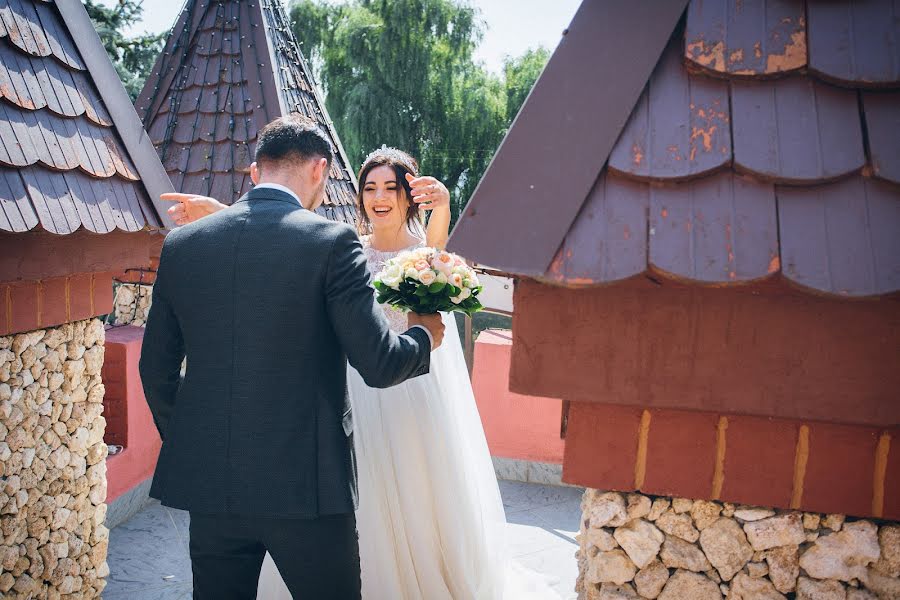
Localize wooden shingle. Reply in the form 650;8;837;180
0;0;164;235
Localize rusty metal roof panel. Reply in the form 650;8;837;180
731;77;866;184
807;0;900;87
649;172;779;283
0;0;161;234
546;173;649;285
779;176;900;296
685;0;807;77
136;0;358;222
863;91;900;185
448;0;900;298
608;37;731;181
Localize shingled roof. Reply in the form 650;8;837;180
0;0;170;234
135;0;358;225
450;0;900;298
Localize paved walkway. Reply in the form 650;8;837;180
105;480;582;599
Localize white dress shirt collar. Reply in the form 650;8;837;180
254;183;303;206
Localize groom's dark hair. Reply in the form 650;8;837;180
255;114;333;170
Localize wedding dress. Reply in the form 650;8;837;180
257;239;558;599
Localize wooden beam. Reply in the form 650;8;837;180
510;277;900;427
0;230;161;283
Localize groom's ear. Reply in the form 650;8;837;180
313;157;328;183
250;162;260;185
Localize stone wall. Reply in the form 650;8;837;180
112;284;152;327
0;320;109;598
577;490;900;600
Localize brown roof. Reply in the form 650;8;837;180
449;0;900;298
0;0;170;234
135;0;358;225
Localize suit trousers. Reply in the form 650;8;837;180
188;512;361;599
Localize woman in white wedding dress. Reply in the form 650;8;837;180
166;148;557;600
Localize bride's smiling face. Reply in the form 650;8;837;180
362;165;410;232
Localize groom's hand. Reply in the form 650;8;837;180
408;313;445;350
162;193;227;226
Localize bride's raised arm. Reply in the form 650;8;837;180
406;173;450;250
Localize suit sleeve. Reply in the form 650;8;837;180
138;240;185;440
325;227;430;388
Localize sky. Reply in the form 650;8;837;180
100;0;582;74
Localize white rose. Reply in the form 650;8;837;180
458;287;471;301
405;268;420;281
449;273;463;288
436;272;448;285
382;276;401;290
418;270;436;285
450;295;463;304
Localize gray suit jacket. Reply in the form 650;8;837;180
139;186;431;518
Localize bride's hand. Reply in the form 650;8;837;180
162;193;228;226
406;173;449;212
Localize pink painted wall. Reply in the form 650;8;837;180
472;329;565;464
103;326;564;504
102;326;162;502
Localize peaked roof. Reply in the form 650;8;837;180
449;0;900;298
135;0;358;225
0;0;172;234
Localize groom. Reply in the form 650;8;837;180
139;114;444;599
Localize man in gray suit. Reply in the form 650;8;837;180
139;114;444;599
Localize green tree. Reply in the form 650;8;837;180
83;0;164;100
503;47;550;122
290;0;548;222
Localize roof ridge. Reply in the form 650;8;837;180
135;0;358;225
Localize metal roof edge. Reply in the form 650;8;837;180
55;0;176;230
261;0;359;188
447;0;688;273
259;0;290;118
275;1;359;188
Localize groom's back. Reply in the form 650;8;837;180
146;187;359;518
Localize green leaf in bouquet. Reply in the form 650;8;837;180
414;285;429;297
428;281;446;294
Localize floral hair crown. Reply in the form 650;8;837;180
361;144;419;176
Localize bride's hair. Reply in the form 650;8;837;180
355;146;425;237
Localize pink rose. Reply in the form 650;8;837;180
418;270;436;285
432;252;455;276
415;260;431;271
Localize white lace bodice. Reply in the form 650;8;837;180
362;236;425;332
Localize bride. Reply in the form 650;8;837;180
164;147;557;600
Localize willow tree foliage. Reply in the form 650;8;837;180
290;0;549;221
83;0;164;100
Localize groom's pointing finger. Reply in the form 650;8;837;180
160;192;202;204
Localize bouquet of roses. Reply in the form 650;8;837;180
373;248;483;316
